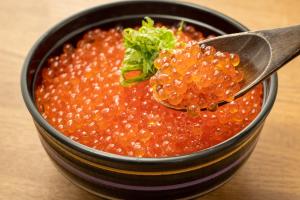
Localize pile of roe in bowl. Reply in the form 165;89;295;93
35;25;263;158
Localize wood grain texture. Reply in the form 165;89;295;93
0;0;299;199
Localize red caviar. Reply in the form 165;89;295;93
35;25;263;158
150;41;243;113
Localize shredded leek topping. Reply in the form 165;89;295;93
120;17;177;86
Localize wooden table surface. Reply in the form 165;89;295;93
0;0;299;199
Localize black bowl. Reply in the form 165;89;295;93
21;1;278;199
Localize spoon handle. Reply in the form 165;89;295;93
257;24;300;77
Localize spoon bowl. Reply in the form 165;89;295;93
158;24;300;111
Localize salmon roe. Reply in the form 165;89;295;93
150;41;243;113
35;25;263;158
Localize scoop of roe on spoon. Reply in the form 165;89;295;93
150;41;243;114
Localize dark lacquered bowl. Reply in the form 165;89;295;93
21;1;278;199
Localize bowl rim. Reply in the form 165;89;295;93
21;0;278;165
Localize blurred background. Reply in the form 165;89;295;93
0;0;299;199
